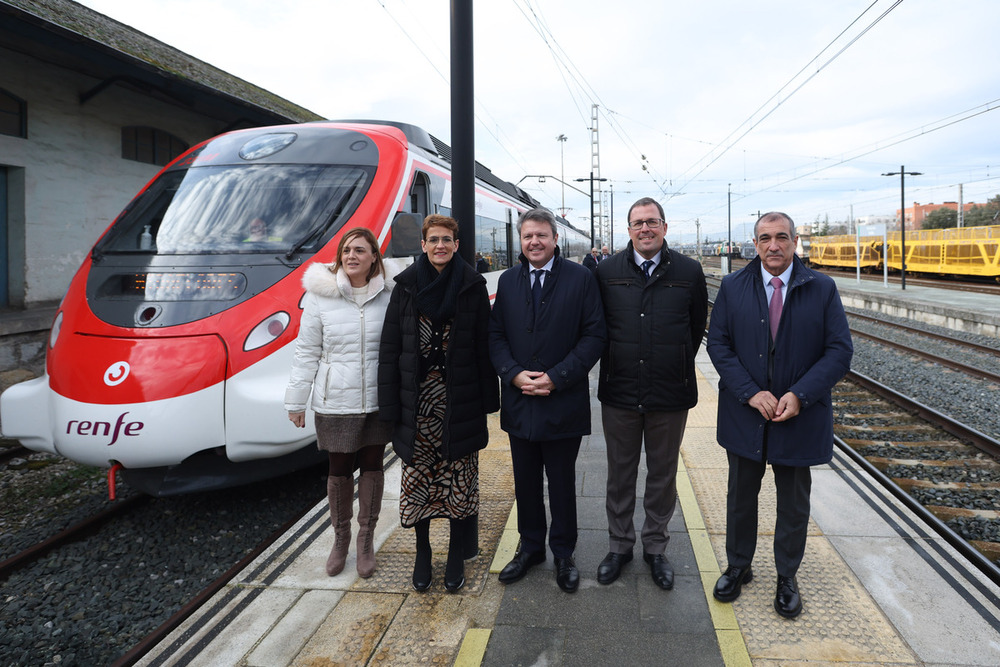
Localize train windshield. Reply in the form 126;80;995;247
98;164;371;255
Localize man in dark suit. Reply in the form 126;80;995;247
489;207;606;593
582;247;599;272
707;211;852;618
594;197;707;590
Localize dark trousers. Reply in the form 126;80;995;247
725;451;811;577
602;404;687;555
508;434;581;559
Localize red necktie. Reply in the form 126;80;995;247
769;276;783;340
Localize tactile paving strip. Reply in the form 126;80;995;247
683;374;918;665
293;414;515;664
350;450;515;595
708;535;918;664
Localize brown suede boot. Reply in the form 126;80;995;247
326;475;353;576
356;470;384;578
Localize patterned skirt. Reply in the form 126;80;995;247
399;319;480;527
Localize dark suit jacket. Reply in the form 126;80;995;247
488;250;606;441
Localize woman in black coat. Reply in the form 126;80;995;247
378;214;499;593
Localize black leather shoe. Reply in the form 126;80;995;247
713;565;753;602
498;549;545;584
774;575;802;618
643;552;674;590
555;557;579;593
596;551;633;585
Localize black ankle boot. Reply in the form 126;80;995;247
444;518;465;592
412;519;432;592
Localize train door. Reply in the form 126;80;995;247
410;172;429;219
0;167;7;307
506;208;515;268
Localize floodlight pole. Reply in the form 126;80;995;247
882;166;921;290
575;172;607;247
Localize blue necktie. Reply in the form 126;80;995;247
641;260;654;281
532;269;545;310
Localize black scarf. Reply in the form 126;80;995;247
415;253;463;325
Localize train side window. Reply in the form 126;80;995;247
388;212;422;258
0;88;27;138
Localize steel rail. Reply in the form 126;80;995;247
848;310;1000;356
849;329;1000;385
833;430;1000;588
844;369;1000;459
0;493;149;580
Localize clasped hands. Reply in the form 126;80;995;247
748;390;800;422
513;370;555;396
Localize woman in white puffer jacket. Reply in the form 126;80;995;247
284;227;397;579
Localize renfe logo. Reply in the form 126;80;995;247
104;361;130;386
66;412;145;446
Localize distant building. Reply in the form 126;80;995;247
894;201;978;229
0;0;322;310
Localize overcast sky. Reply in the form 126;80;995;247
76;0;1000;246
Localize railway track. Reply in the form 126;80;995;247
0;461;329;666
0;493;150;581
834;371;1000;582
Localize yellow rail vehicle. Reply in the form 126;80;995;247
810;225;1000;280
809;234;882;270
885;225;1000;279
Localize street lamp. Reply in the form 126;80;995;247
882;166;921;290
575;172;608;247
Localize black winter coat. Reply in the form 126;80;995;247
489;251;606;441
377;258;500;463
596;242;708;412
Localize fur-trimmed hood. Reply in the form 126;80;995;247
300;257;405;302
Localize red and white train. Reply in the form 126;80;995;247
0;120;589;496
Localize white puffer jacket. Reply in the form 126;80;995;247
284;260;397;415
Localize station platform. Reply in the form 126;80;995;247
808;272;997;339
138;347;1000;667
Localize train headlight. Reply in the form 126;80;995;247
244;312;290;351
49;311;63;349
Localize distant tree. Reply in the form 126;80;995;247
922;207;957;229
963;194;1000;227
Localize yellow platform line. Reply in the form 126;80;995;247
677;441;752;667
455;628;492;667
491;501;520;573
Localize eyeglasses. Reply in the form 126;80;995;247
426;236;455;245
628;218;664;230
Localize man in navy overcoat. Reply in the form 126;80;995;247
489;207;606;593
707;211;852;618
